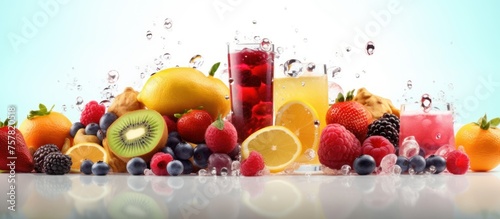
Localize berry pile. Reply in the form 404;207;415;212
33;144;72;175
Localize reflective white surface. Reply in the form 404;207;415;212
1;172;500;219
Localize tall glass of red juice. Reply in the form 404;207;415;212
227;42;274;143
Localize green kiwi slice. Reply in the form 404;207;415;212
106;109;167;162
108;192;164;219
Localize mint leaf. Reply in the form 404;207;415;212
209;62;221;77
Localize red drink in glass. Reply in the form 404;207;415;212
228;43;274;143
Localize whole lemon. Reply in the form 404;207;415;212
455;114;500;172
137;64;230;120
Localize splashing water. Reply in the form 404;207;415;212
107;70;119;84
283;59;303;77
189;54;204;68
164;18;173;29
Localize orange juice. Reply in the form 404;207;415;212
274;65;329;164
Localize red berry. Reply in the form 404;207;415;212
318;124;362;170
176;109;213;143
205;116;237;154
361;136;395;166
80;101;106;126
162;115;178;133
150;152;173;176
446;150;470;175
241;151;265;176
252;63;272;84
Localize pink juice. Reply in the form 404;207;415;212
399;111;455;156
228;47;274;143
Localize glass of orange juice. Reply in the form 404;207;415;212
274;60;329;166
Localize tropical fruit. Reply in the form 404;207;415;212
106;109;168;163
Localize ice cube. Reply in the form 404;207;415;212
380;154;398;175
400;136;420;158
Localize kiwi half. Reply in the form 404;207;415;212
106;109;168;163
108;192;165;219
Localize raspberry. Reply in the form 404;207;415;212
80;101;106;126
241;151;265;176
318;124;362;170
361;136;395;166
150;152;173;176
446;150;470;175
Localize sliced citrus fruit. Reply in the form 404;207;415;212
241;126;302;173
275;100;320;163
243;180;302;218
65;142;109;172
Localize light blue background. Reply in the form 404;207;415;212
1;0;499;128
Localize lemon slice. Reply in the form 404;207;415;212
241;126;302;173
275;100;320;163
67;176;110;202
65;142;109;172
243;180;302;218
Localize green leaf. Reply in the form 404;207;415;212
209;62;221;77
490;117;500;128
213;114;225;130
27;103;54;119
335;92;345;103
39;104;47;113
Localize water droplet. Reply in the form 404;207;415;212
228;78;234;85
99;100;111;108
301;81;306;86
366;41;375;55
231;161;241;171
260;38;272;52
407;80;413;89
303;38;308;43
448;83;454;90
408;167;416;175
421;94;432;112
429;165;437;174
220;167;229;176
107;70;119;84
341;165;351;175
76;85;82;91
164;18;173;29
314;120;320;127
392;165;402;175
177;41;182;45
435;133;441;139
254;35;261;42
62;104;67;112
304;149;315;161
146;30;152;40
189;54;204;68
294;28;299;33
355;73;360;78
162;53;171;61
76;96;83;105
210;167;217;176
283;59;303;77
438;90;445;100
277;47;284;54
306;62;315;72
198;169;208;176
224;95;230;100
140;72;145;79
346;47;351;52
252;20;257;24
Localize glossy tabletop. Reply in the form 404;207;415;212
1;171;500;219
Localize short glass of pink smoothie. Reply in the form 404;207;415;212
399;100;455;156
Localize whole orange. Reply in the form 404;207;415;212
455;114;500;172
19;104;72;152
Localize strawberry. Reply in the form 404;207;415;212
326;89;373;142
205;115;237;154
0;119;34;173
176;109;213;143
318;123;362;170
361;136;395;166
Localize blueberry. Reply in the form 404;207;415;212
99;112;118;131
396;156;410;173
353;155;376;175
80;159;94;175
180;159;193;174
227;144;241;161
85;123;100;136
97;129;106;141
126;157;147;175
70;122;85;137
92;161;110;176
425;155;446;174
168;131;181;141
193;143;212;168
167;160;184;176
161;146;176;160
409;155;426;173
174;142;194;160
166;136;181;149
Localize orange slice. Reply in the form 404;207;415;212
275;101;320;163
65;142;109;172
241;126;302;173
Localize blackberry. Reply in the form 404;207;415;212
33;144;60;173
367;113;400;147
43;152;72;175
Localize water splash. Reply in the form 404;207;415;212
260;38;272;52
107;70;119;84
189;54;204;68
164;18;173;29
283;59;303;77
